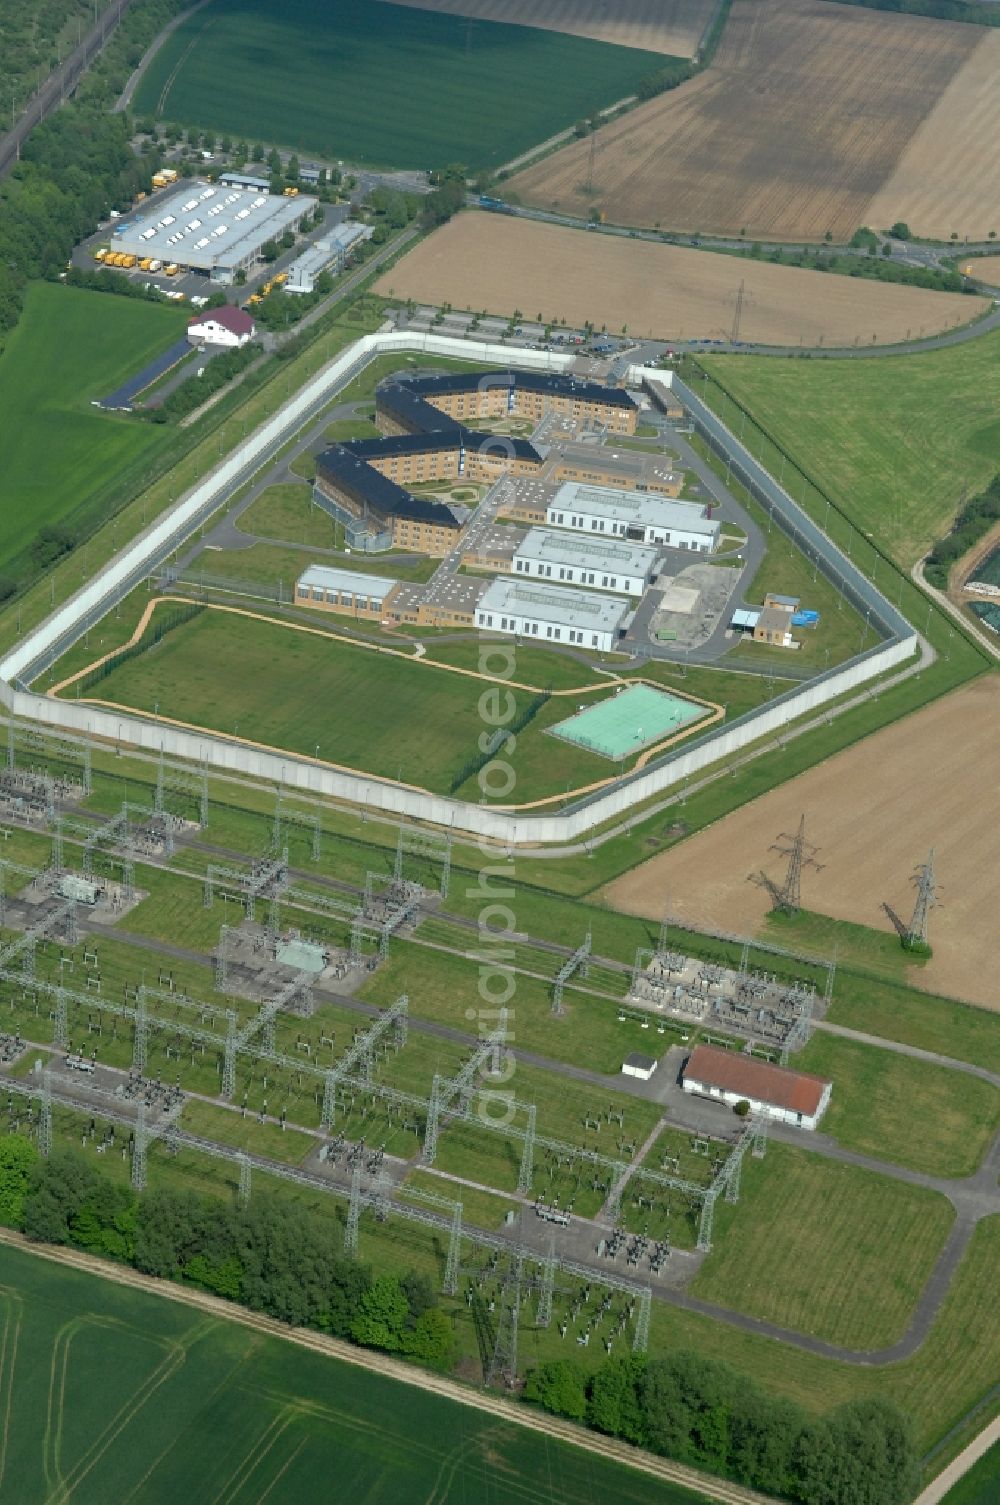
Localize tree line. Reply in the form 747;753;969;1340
0;0;190;351
524;1354;920;1505
0;1138;455;1369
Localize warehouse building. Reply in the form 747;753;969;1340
110;180;317;283
285;223;371;294
681;1044;832;1130
474;578;629;651
293;564;399;620
512;529;661;596
546;482;719;552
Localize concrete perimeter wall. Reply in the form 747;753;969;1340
0;338;917;847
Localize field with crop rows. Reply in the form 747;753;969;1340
508;0;980;241
0;1241;713;1505
605;676;1000;1014
376;214;987;347
133;0;664;169
378;0;712;57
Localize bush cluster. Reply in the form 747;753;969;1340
925;473;1000;589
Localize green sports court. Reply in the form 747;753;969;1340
548;684;709;761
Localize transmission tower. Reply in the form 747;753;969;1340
730;280;745;344
586;129;597;193
757;815;822;917
906;849;938;949
485;1253;523;1389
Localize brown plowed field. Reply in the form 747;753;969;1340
375;214;987;346
603;677;1000;1012
866;33;1000;244
377;0;711;57
507;0;979;242
964;256;1000;285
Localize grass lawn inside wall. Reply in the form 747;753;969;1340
63;604;700;801
132;0;668;170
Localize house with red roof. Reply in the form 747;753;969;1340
187;304;255;349
681;1043;832;1130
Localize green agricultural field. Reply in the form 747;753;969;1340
701;334;1000;567
76;606;620;799
798;1033;1000;1179
134;0;665;169
0;1241;714;1505
692;1144;955;1350
0;283;185;577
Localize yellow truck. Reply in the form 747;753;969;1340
93;247;108;262
164;263;179;277
273;270;288;285
139;257;152;271
283;186;299;197
120;254;137;269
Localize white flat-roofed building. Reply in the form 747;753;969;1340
111;180;317;283
512;528;660;596
294;564;398;620
546;482;719;553
286;223;371;294
474;577;628;651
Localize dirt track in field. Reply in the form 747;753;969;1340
377;0;711;57
866;32;1000;244
603;677;1000;1012
376;214;987;346
0;1229;776;1505
507;0;978;241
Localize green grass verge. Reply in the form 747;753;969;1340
798;1033;1000;1178
72;605;633;800
134;0;666;170
691;1142;955;1350
0;283;185;576
647;1215;1000;1453
189;538;440;591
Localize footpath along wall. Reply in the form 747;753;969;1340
0;335;917;845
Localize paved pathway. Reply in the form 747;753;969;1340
914;1415;1000;1504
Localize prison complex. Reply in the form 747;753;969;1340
313;370;641;555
